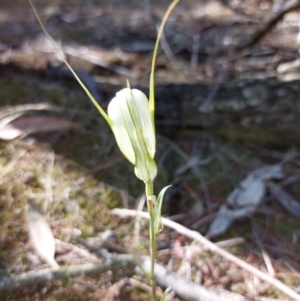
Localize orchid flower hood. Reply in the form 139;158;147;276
108;88;157;183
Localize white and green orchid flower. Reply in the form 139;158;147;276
28;0;178;188
108;88;157;183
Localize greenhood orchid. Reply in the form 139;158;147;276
28;0;180;299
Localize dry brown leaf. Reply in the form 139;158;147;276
26;202;59;268
0;116;75;140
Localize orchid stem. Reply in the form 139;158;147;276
146;182;157;301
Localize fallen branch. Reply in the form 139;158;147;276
0;255;136;292
216;0;300;54
111;208;300;301
142;258;252;301
79;239;252;301
0;248;290;301
0;256;265;301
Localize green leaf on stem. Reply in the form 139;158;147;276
153;185;171;235
159;287;171;301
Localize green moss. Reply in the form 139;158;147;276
219;123;297;149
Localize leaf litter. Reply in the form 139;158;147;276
26;201;59;269
207;164;284;238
